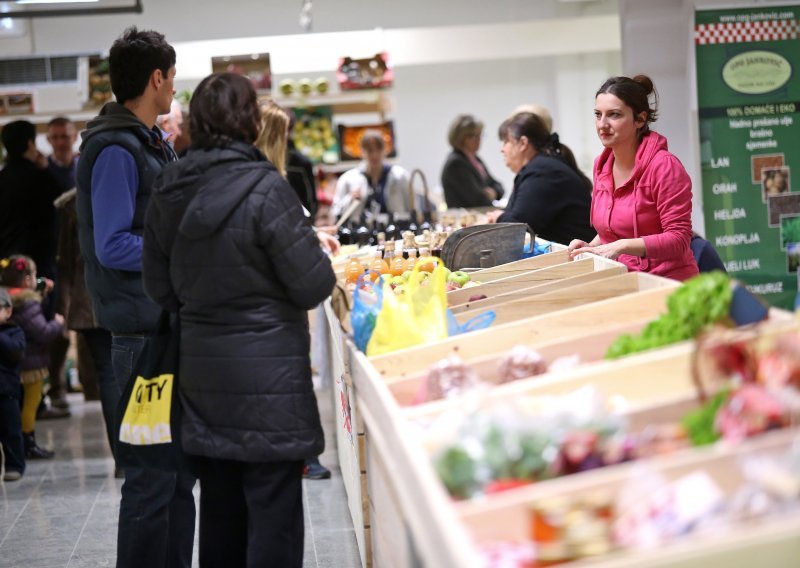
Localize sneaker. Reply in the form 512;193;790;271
303;461;332;480
37;407;71;420
50;396;70;410
3;470;22;482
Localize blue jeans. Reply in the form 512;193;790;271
82;329;117;457
112;334;196;568
0;392;25;475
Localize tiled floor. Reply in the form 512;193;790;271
0;389;361;568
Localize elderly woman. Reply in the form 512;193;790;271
441;114;504;208
143;72;335;567
486;112;594;246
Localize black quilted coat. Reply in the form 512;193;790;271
142;142;336;463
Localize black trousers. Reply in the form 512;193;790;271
194;456;305;568
0;393;25;475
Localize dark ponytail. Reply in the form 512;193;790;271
499;112;591;191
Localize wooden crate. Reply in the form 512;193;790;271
461;248;570;284
368;281;680;380
350;347;476;567
403;315;796;421
347;316;800;568
454;271;673;327
386;319;652;407
457;427;800;567
448;254;623;307
321;302;370;568
450;257;627;314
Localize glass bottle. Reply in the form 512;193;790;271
402;231;416;260
385;214;398;242
355;219;371;247
338;223;353;246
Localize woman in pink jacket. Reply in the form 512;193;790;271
568;75;699;281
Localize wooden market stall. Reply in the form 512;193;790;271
319;246;799;568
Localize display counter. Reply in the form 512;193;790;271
319;248;799;567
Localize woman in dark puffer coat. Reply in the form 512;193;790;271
142;73;336;568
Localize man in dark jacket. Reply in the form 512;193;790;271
0;121;63;281
75;27;195;568
0;287;27;482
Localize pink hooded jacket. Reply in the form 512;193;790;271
591;131;699;281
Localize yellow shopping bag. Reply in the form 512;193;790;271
366;258;449;356
119;373;175;445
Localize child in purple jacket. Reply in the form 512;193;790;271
1;255;64;459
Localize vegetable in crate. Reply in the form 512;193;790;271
605;271;733;360
496;345;547;383
434;446;481;500
416;355;480;403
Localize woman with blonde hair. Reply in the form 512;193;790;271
255;101;338;481
255;100;289;177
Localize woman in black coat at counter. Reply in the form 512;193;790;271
486;112;594;246
142;72;336;568
441;114;504;208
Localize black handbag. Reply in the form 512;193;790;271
115;310;186;471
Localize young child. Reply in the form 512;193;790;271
1;256;65;459
0;286;26;481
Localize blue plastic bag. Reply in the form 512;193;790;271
446;308;496;336
522;239;553;259
351;271;384;352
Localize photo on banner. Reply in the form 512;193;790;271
695;5;800;309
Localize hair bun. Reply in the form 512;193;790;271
632;74;654;95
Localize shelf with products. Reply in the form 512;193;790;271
270;89;392;120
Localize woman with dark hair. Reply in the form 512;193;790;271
441;114;504;208
568;75;698;281
142;72;336;567
486;112;594;246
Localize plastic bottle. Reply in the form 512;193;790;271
418;247;435;272
345;257;365;284
405;248;419;271
368;250;390;280
376;232;386;258
386;242;406;276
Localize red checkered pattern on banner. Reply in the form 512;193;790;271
695;20;800;44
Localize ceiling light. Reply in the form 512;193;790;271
15;1;100;4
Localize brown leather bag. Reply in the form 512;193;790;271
441;223;534;270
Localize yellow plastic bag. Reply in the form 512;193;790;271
366;258;449;356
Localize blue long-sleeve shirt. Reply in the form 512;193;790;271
91;145;141;272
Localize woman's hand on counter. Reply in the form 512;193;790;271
570;238;644;261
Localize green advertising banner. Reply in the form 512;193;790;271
695;5;800;309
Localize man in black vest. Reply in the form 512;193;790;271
76;28;195;568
